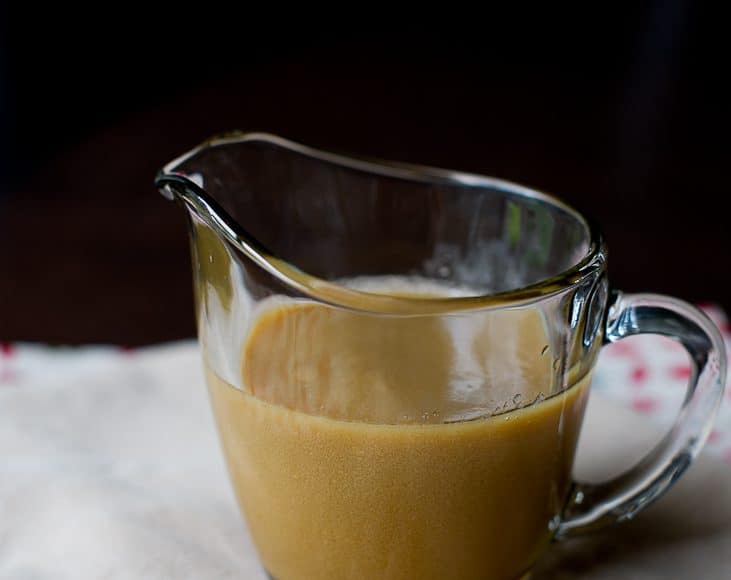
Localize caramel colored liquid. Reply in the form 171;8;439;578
206;287;590;580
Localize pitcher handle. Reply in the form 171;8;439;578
556;291;727;538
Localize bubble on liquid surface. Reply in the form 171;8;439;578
541;345;549;356
512;394;522;406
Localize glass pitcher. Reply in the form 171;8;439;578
156;133;726;580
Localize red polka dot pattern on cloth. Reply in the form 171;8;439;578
595;304;731;465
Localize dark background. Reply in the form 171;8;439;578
1;4;729;346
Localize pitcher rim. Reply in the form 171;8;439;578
156;132;607;314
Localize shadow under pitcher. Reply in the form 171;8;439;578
156;133;726;580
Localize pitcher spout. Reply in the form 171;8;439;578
155;132;604;315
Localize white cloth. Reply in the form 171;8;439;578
0;342;729;579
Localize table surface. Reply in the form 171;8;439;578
1;341;729;579
2;32;729;345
